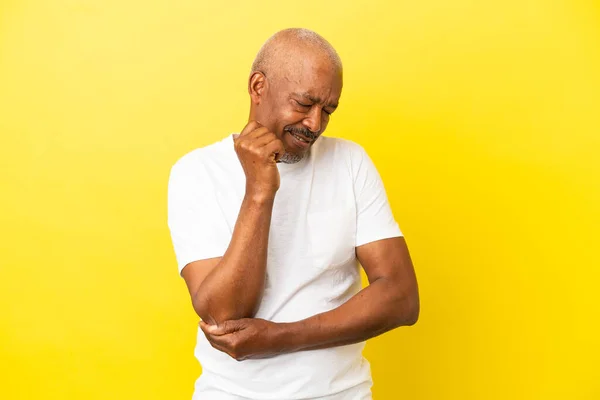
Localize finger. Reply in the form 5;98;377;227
206;333;242;361
199;319;242;336
199;321;217;340
199;320;225;336
212;319;245;336
263;139;286;162
245;126;274;141
199;320;214;334
239;120;263;137
204;334;233;356
234;127;270;148
204;332;232;348
199;324;234;352
247;131;279;149
202;330;247;361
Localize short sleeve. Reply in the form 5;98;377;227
352;145;403;247
167;156;231;275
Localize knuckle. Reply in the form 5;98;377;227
252;141;263;150
241;142;253;153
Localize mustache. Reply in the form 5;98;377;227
285;127;318;141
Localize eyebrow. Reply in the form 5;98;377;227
292;92;338;109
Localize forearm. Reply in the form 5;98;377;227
279;277;419;352
194;193;274;325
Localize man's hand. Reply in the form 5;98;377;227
234;121;285;201
199;318;283;361
199;237;418;357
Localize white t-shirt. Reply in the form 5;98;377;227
168;134;402;400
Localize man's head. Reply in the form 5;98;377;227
248;28;343;164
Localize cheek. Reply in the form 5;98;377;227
258;103;282;130
279;109;304;127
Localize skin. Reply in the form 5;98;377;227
182;121;284;326
247;43;342;164
199;236;419;361
181;32;420;361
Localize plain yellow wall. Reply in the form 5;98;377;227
1;1;599;399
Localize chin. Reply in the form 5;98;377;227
279;151;303;164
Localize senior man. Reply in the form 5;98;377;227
168;28;419;400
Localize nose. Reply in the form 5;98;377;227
302;107;322;134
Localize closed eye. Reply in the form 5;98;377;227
295;100;311;108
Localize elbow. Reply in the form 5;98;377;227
405;299;420;326
193;296;255;326
191;297;214;324
394;292;420;327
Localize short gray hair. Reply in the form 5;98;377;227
251;28;342;76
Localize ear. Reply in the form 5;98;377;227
248;71;267;104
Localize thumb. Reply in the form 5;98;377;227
213;319;244;336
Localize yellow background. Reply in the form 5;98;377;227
1;0;599;399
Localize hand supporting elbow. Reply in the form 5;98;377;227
192;285;262;326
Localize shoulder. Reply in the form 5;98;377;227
170;135;233;179
170;148;203;174
313;136;370;178
314;136;368;162
316;135;364;153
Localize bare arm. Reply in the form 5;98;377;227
181;121;284;326
199;236;420;360
182;194;274;326
280;236;419;351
